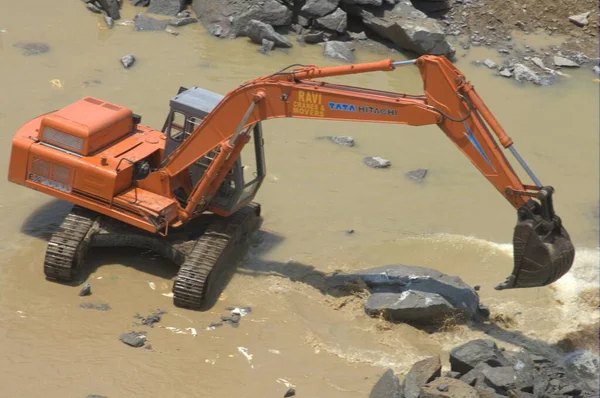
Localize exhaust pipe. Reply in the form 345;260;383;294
495;187;576;290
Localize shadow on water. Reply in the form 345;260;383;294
20;199;74;241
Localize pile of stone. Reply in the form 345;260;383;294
370;340;600;397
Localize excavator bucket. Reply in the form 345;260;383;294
496;197;575;290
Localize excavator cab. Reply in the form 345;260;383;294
162;86;266;215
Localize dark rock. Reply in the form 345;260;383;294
450;339;509;374
553;56;579;68
13;42;50;56
513;64;541;85
481;366;518;392
363;156;390;168
459;362;493;387
130;0;150;6
284;387;296;397
141;310;166;327
346;229;355;234
134;13;167;31
402;355;442;398
210;24;223;37
298;14;311;27
412;0;451;15
347;1;454;57
318;135;355;146
323;41;355;62
365;291;457;324
502;351;534;391
369;368;401;398
221;314;240;327
246;20;292;48
530;354;550;364
119;331;146;347
420;377;479;398
301;0;339;17
79;283;92;296
444;371;461;379
258;39;275;54
148;0;184;16
80;303;112;311
315;8;347;33
303;30;326;44
192;0;292;38
86;2;103;13
167;17;198;27
405;168;427;182
98;0;120;19
120;54;136;69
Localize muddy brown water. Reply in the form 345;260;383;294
0;2;598;397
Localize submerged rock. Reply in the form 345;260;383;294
246;20;292;48
120;54;136;69
317;136;355;147
80;303;112;311
258;39;275;54
370;368;402;398
134;13;167;31
363;156;391;168
167;17;198;27
405;168;427;182
323;41;355;62
98;0;120;20
13;42;50;56
141;310;166;327
365;291;457;324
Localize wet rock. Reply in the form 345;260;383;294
348;1;455;57
258;39;275;54
436;384;449;392
483;59;497;69
513;64;541;85
120;54;136;69
402;355;442;398
369;368;402;398
318;136;355;147
315;8;347;33
284;387;296;397
192;0;292;38
303;30;326;44
323;40;355;62
86;2;103;13
80;303;112;311
79;283;92;296
412;0;451;16
363;156;390;168
450;339;509;374
405;168;427;182
246;20;292;48
499;68;512;78
349;31;368;40
531;57;545;69
141;310;166;327
103;13;114;28
301;0;339;17
481;366;518;393
568;11;591;27
14;42;50;56
553;56;579;68
420;377;479;398
98;0;120;19
365;290;457;324
134;13;167;31
119;331;146;347
148;0;183;16
167;17;198;27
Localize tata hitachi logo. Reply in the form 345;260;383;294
328;102;356;112
328;102;397;116
28;172;72;193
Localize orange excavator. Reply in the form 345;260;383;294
8;56;575;309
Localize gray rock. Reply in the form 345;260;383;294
474;387;504;398
513;64;541;85
502;351;534;391
342;0;382;5
13;42;50;56
167;17;198;27
104;13;114;28
553;56;579;67
246;20;292;48
315;8;347;33
258;39;275;54
79;283;92;296
347;1;455;57
531;57;545;69
402;356;442;398
192;0;292;38
349;31;367;40
134;13;167;31
141;310;166;327
176;10;190;18
533;371;549;397
370;368;402;398
436;384;449;392
365;291;457;324
593;65;600;76
481;366;518;392
450;339;509;374
120;54;136;69
284;387;296;397
86;2;103;13
303;30;326;43
318;136;355;146
298;14;311;27
563;350;599;389
363;156;390;168
499;68;512;78
569;11;591;27
98;0;120;19
119;332;146;347
405;168;427;182
420;378;479;398
80;303;112;311
148;0;183;16
459;362;493;387
323;40;355;62
302;0;339;17
483;59;496;69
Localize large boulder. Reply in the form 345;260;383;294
345;0;455;57
449;340;510;375
327;264;483;322
301;0;340;17
191;0;292;38
370;368;402;398
365;291;458;325
246;20;292;48
402;356;442;398
315;8;347;32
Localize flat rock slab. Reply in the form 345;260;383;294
420;377;479;398
120;332;146;347
148;0;183;16
134;13;167;31
14;42;50;56
167;17;198;27
317;136;355;147
569;11;591;27
364;156;391;168
402;355;442;398
553;56;579;67
405;168;427;182
342;0;382;5
449;339;509;374
365;290;457;324
323;40;355;62
246;20;292;48
370;368;402;398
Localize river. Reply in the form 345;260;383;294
0;1;598;397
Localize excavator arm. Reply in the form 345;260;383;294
155;55;575;290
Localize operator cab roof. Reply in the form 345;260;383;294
170;87;224;118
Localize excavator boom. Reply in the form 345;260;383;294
8;55;575;295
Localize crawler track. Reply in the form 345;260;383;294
43;205;98;282
172;203;261;310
